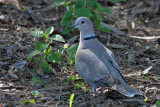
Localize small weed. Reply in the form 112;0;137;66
67;74;80;82
73;82;89;92
27;26;77;73
31;90;39;96
53;83;57;86
22;99;35;104
27;26;65;73
141;73;148;79
31;77;43;84
67;74;89;92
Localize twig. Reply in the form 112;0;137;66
129;36;160;40
58;83;62;103
145;87;160;94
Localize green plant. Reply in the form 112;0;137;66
27;26;65;73
31;90;39;96
52;0;125;34
67;44;78;64
69;93;74;107
67;74;80;82
156;100;160;107
67;74;88;92
141;73;148;79
144;96;148;102
22;99;35;104
30;77;43;84
73;82;88;92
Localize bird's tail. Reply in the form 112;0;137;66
114;84;142;97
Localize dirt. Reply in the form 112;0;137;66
0;0;160;107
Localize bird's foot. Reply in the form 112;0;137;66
96;87;104;92
87;87;103;96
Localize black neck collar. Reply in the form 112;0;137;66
83;36;97;40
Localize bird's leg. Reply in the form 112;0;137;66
87;87;104;96
96;87;104;92
91;87;102;96
92;87;97;96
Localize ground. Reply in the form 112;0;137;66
0;0;160;107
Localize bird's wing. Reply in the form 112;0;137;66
103;47;123;75
75;48;118;86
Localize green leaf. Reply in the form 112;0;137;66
22;100;28;104
69;93;74;107
58;47;65;54
156;100;160;107
48;46;52;53
50;34;65;42
75;1;84;10
22;99;35;104
52;0;65;2
98;25;110;33
61;29;69;35
76;7;91;17
35;42;48;51
31;90;39;96
94;19;100;28
44;26;54;37
40;61;50;73
100;7;111;14
87;1;101;9
63;9;73;18
97;14;102;21
109;0;125;2
33;56;40;63
27;50;40;60
61;9;73;27
67;44;78;54
63;44;69;49
144;97;148;102
58;44;69;54
29;99;35;104
68;53;76;64
53;2;65;7
67;44;78;64
64;1;71;6
48;52;61;63
29;30;43;37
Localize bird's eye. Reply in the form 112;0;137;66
81;21;84;24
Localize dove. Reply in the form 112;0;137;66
70;17;142;97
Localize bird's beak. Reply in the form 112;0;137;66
70;24;78;29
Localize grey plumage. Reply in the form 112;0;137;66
71;17;142;97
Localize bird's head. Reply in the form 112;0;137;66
70;17;93;32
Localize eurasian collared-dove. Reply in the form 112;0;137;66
71;17;142;97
